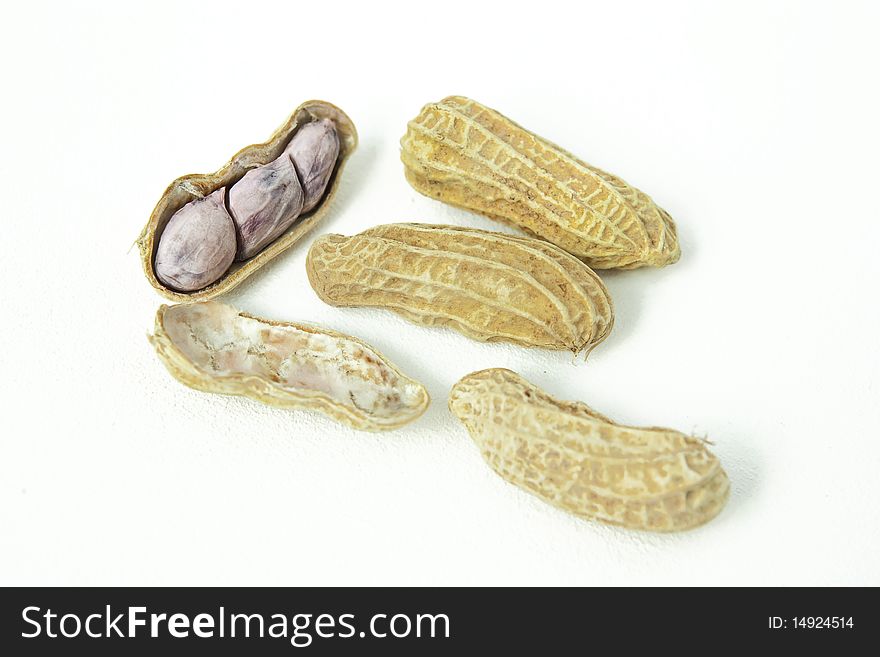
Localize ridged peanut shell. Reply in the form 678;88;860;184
138;100;357;301
149;301;429;431
449;369;729;531
306;223;614;355
401;96;680;269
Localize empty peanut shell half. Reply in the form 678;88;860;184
449;368;729;531
149;301;429;431
306;223;614;356
138;101;356;300
401;96;679;269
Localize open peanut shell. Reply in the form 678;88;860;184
149;301;430;431
137;100;357;301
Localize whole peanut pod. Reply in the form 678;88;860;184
154;188;237;292
228;151;305;260
449;368;729;532
285;118;340;213
401;96;680;269
307;223;613;355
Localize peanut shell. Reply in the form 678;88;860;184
306;223;614;356
149;301;429;431
137;100;356;301
449;368;729;531
401;96;679;269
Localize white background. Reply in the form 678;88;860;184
1;1;878;586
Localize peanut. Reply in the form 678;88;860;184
228;150;305;261
448;368;729;531
154;188;237;292
306;223;614;356
286;118;340;213
401;96;680;269
139;101;356;301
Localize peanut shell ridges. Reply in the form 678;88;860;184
449;368;729;531
401;96;680;269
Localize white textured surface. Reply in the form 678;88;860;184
1;0;878;585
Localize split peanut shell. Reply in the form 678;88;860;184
149;301;429;431
138;100;357;301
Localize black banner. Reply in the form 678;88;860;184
0;587;870;654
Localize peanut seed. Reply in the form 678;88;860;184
285;118;340;213
228;151;304;261
154;188;237;292
137;101;357;302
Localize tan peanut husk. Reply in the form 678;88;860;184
306;223;614;356
149;301;429;431
401;96;680;270
137;101;357;301
449;369;729;531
